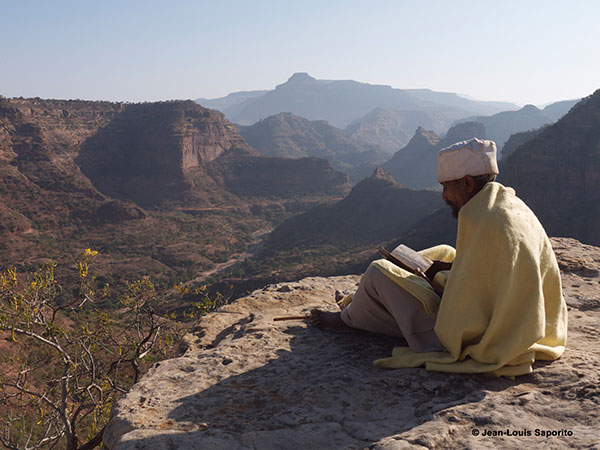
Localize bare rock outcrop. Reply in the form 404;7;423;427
103;238;600;449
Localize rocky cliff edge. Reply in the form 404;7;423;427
103;237;600;449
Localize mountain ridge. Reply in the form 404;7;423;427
196;72;519;128
501;89;600;245
236;112;388;183
457;99;579;152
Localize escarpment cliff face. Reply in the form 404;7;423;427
104;237;600;450
502;90;600;245
0;98;120;229
75;101;350;207
76;101;257;207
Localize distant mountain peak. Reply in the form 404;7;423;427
410;127;441;146
369;167;397;184
444;121;487;143
285;72;317;84
351;166;401;193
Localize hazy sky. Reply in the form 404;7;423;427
2;0;599;106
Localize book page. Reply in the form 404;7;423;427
389;244;433;272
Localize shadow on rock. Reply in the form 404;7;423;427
117;323;527;449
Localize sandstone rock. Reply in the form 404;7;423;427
103;238;600;449
76;100;256;207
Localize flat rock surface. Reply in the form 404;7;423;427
103;238;600;449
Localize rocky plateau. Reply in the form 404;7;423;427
103;237;600;449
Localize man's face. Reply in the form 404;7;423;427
441;177;473;219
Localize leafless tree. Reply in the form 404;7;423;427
0;250;185;450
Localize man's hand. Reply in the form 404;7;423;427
425;260;453;281
414;268;428;281
415;268;444;296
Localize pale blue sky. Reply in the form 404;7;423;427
2;0;599;105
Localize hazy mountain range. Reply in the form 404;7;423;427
343;107;449;153
457;100;579;153
198;74;578;189
241;89;600;285
2;86;597;298
197;72;519;129
502;89;600;245
382;121;487;190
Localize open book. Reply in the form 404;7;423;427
379;244;433;274
379;244;447;294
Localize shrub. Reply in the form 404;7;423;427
0;250;188;450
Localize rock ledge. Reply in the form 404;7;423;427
104;238;600;449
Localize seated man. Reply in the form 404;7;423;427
311;138;568;376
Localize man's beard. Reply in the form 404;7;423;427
446;201;460;219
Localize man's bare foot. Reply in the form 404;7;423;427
310;309;358;333
334;290;345;310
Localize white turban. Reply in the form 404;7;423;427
437;138;499;183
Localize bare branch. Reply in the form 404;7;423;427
10;327;73;365
0;435;21;450
1;383;63;417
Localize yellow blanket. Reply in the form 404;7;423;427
373;182;568;376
